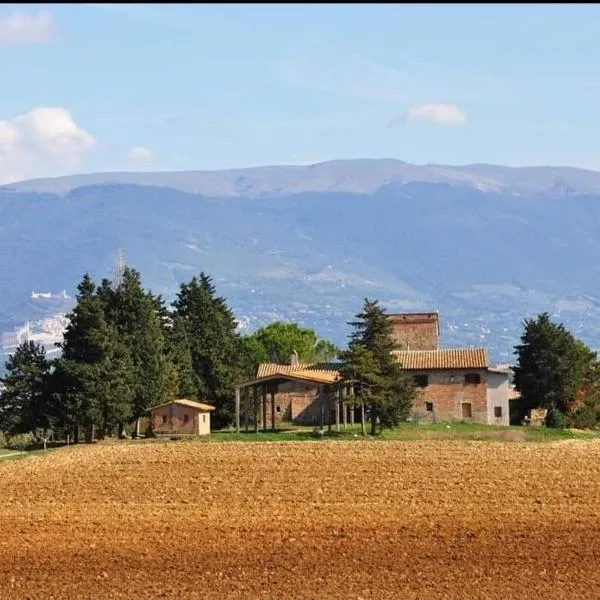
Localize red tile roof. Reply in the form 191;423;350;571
253;348;489;385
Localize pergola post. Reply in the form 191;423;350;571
342;386;348;429
335;387;340;432
270;384;276;431
262;384;268;433
349;386;356;426
253;385;259;434
319;384;325;429
235;386;241;433
244;387;249;432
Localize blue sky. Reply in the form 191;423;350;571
1;3;600;183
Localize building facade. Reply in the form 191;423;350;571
148;399;215;435
235;312;512;429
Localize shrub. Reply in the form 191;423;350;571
545;408;566;429
6;432;36;451
568;401;600;430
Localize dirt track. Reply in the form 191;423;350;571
0;439;599;600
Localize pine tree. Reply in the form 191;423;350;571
513;312;596;422
339;299;416;435
173;273;242;428
58;274;132;441
0;341;53;437
98;268;168;436
163;314;197;398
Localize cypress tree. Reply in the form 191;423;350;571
98;268;168;436
59;274;132;441
173;273;242;428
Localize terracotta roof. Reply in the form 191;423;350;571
256;362;340;384
253;349;488;384
392;348;489;370
147;399;216;412
257;362;338;378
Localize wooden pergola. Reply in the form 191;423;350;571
234;370;358;433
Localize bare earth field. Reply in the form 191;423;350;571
1;439;600;600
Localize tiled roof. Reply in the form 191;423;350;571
148;399;216;412
392;348;489;370
253;349;488;385
256;362;340;384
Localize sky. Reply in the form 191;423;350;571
1;3;600;184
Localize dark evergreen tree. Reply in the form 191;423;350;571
59;274;132;441
173;273;242;428
513;313;594;422
163;314;197;398
339;299;416;435
98;268;168;436
0;341;53;437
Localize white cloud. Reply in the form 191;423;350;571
404;103;467;126
0;108;95;184
0;10;55;45
127;146;153;164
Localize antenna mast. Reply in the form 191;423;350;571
114;248;126;289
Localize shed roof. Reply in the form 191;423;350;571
256;362;339;383
147;399;216;412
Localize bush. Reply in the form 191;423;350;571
144;421;156;438
568;401;600;430
6;432;36;451
0;431;7;449
545;408;566;429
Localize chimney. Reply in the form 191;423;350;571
290;349;299;367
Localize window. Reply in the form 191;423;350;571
465;373;481;385
276;406;281;413
202;414;206;423
425;402;434;412
494;406;503;419
462;403;473;418
183;414;189;423
414;374;429;388
162;415;167;424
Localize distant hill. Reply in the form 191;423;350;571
3;158;600;364
4;158;600;197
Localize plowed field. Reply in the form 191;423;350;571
1;439;599;600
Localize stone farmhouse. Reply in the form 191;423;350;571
234;312;511;430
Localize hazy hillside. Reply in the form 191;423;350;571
3;159;600;364
5;158;600;198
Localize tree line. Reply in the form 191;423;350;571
2;265;599;445
0;267;341;444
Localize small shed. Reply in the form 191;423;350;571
148;399;215;436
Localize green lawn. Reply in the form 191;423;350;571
172;422;599;444
0;447;60;462
2;423;596;457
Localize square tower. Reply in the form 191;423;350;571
388;312;440;350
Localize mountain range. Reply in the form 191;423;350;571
3;157;600;365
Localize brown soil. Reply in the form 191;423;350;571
0;439;599;600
